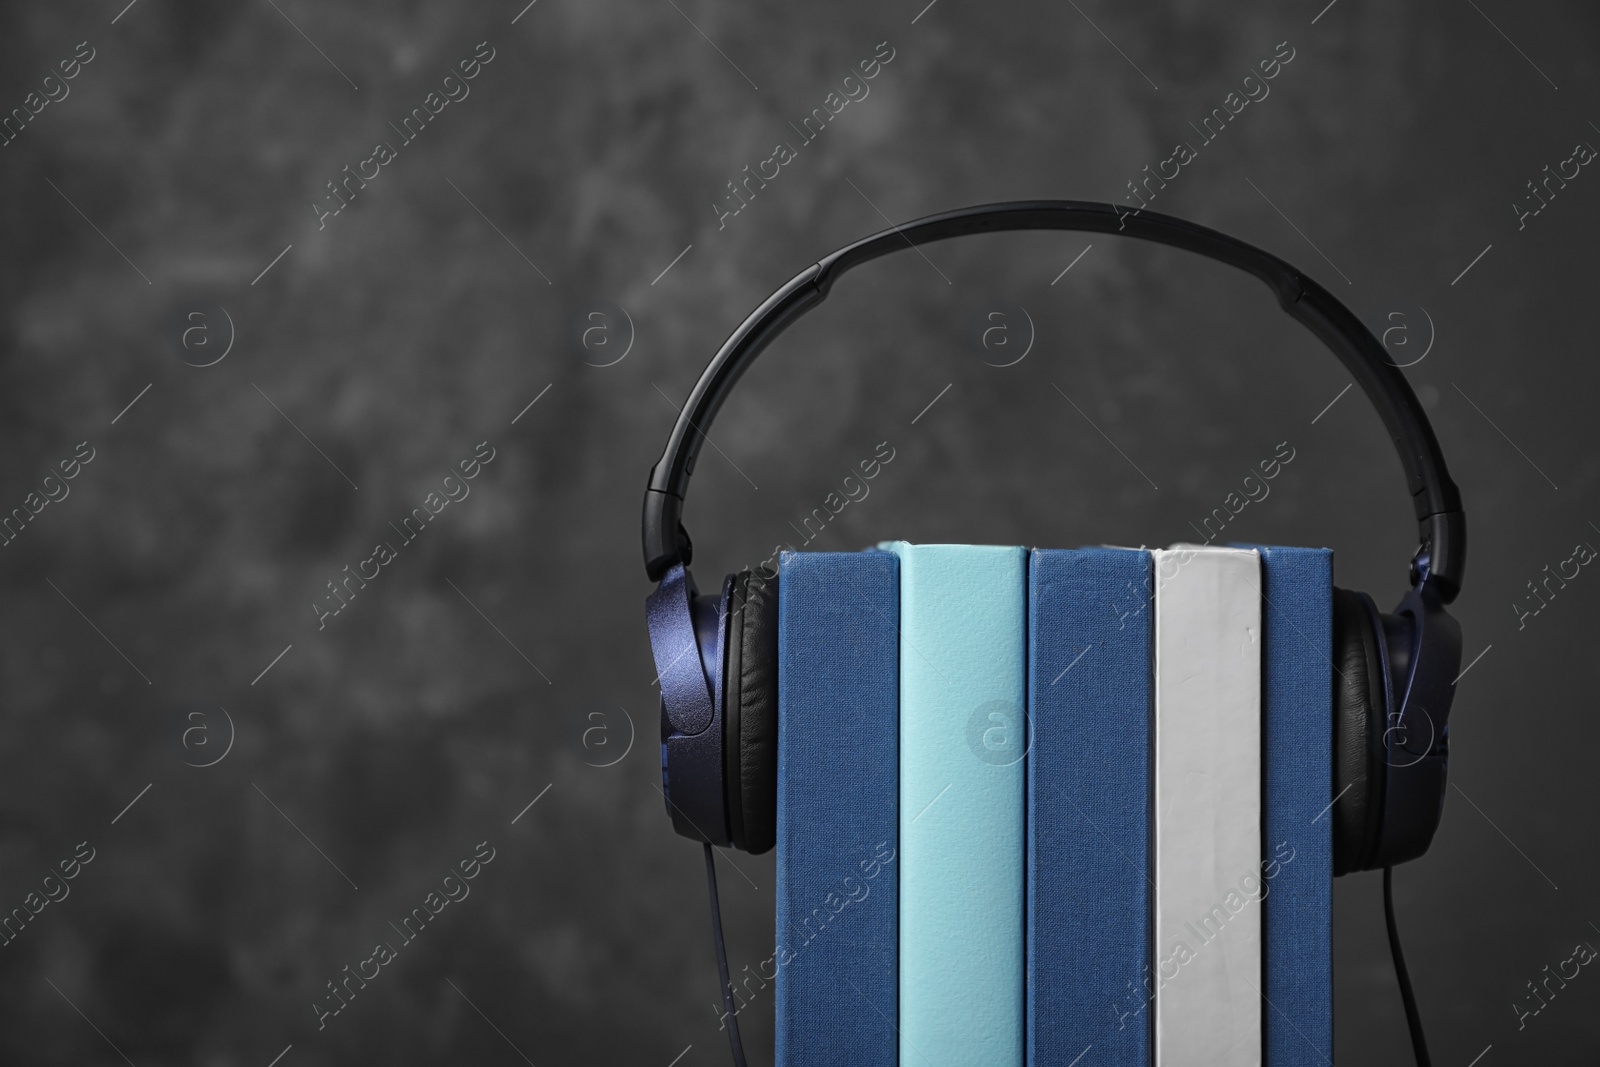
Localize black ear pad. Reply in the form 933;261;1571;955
721;569;780;854
1331;587;1389;876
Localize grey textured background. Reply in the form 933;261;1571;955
1;0;1596;1063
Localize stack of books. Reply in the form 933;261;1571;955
775;543;1333;1067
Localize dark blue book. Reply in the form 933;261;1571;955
1241;544;1333;1065
1028;547;1153;1065
775;550;899;1067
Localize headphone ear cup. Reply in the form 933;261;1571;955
1331;587;1389;875
722;569;780;854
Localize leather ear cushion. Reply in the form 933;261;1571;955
721;570;780;854
1330;587;1388;876
733;569;780;855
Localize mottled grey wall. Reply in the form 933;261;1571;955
0;0;1596;1063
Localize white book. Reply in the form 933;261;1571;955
1151;545;1263;1067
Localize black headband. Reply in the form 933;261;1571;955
643;200;1465;601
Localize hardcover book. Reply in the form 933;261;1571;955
1028;547;1154;1065
775;550;901;1066
883;541;1026;1067
1239;544;1334;1066
1151;545;1263;1067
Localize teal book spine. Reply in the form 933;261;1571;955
883;541;1026;1067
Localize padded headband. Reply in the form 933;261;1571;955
642;200;1466;601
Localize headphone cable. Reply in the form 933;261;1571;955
1384;865;1433;1067
704;842;752;1067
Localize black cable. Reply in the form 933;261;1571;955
1384;865;1432;1067
704;842;750;1067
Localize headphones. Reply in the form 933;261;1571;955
643;200;1466;878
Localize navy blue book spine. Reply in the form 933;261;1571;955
1246;545;1333;1065
1027;547;1153;1065
776;550;899;1067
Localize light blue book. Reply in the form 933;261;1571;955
882;541;1025;1067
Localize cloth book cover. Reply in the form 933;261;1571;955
1028;547;1154;1065
1239;544;1334;1066
1151;545;1263;1067
883;541;1026;1067
775;549;900;1067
